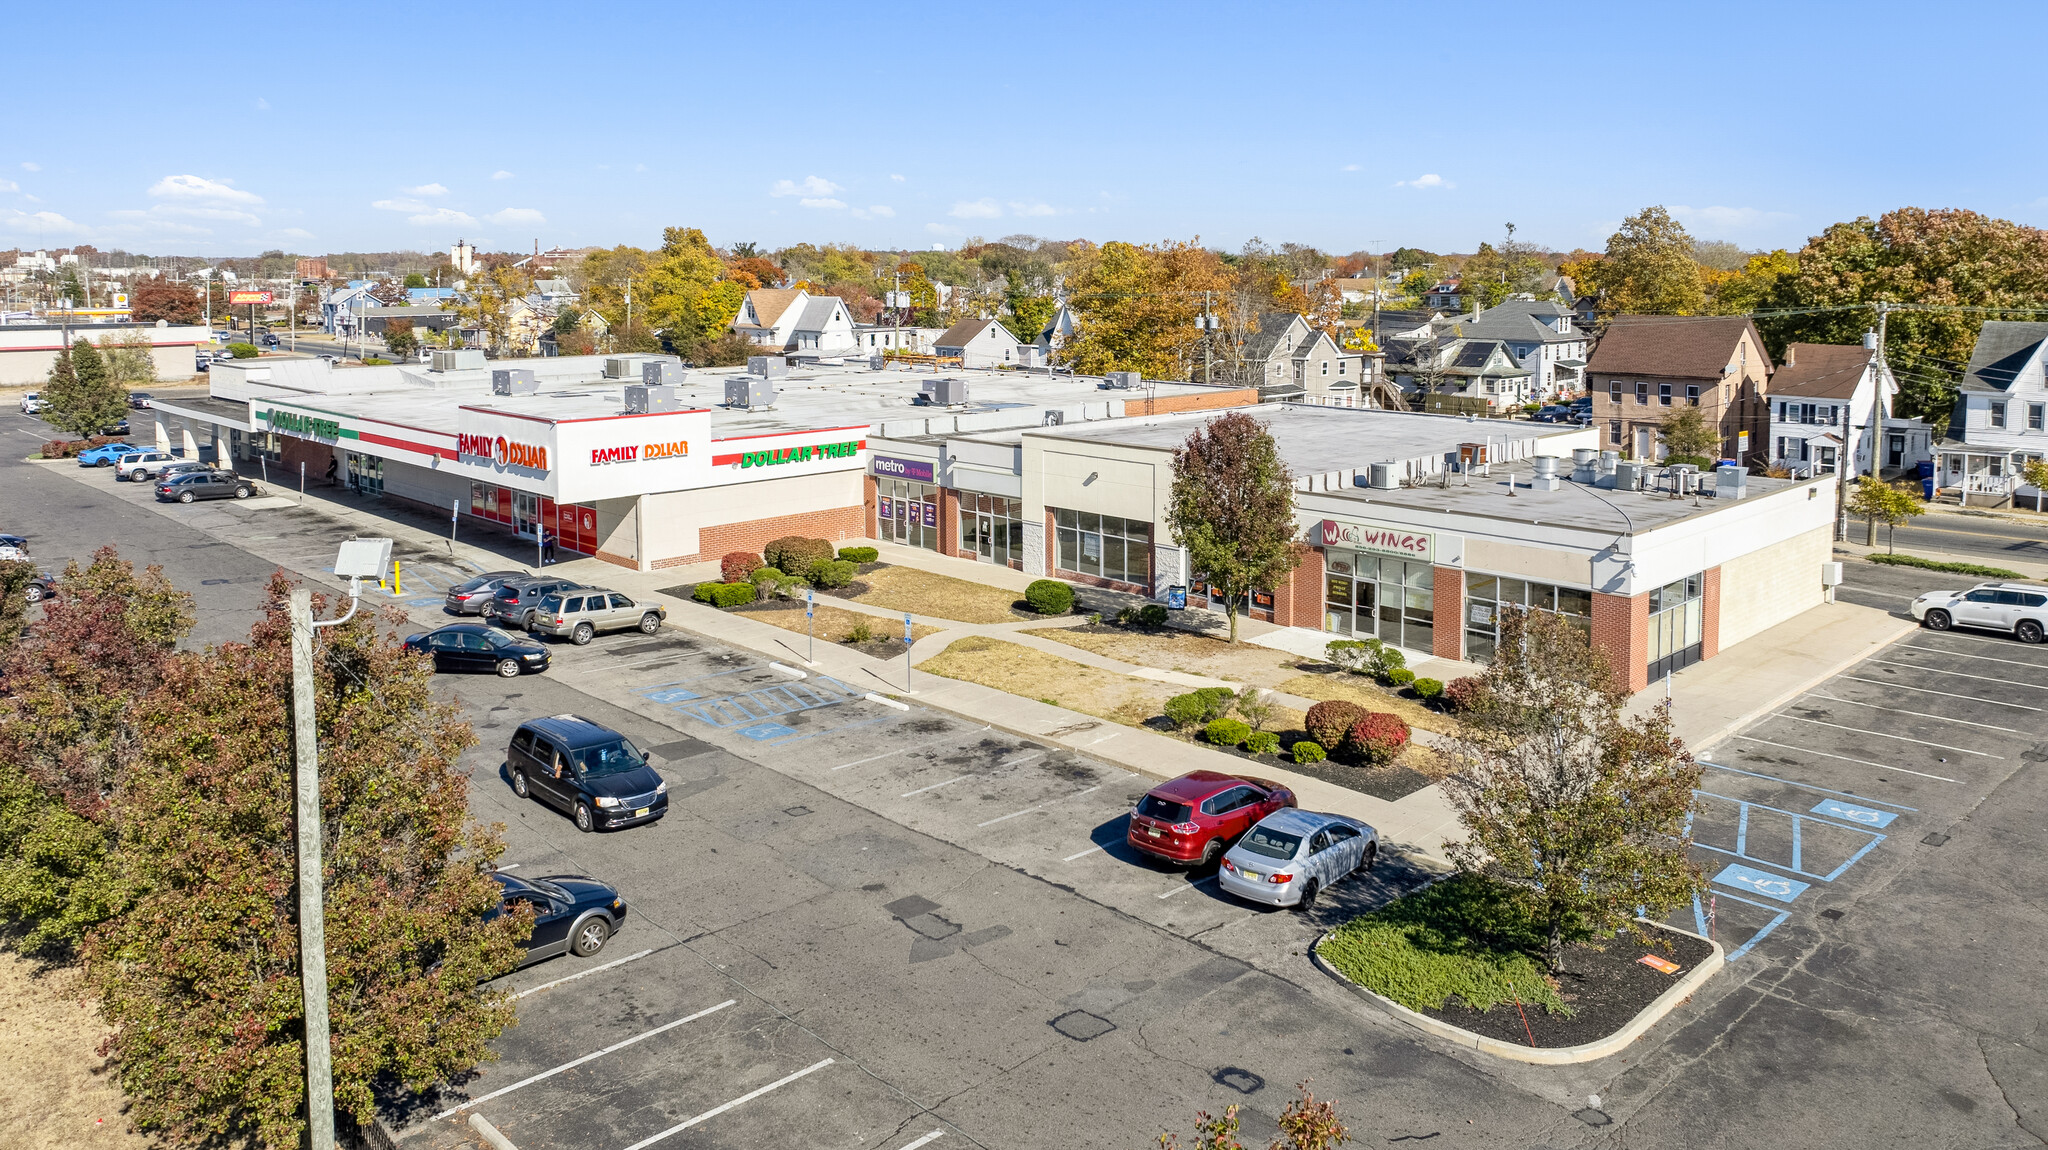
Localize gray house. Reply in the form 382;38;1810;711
1238;314;1368;404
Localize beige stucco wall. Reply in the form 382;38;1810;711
693;469;863;528
1463;537;1593;586
1716;522;1831;649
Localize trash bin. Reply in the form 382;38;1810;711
1923;477;1935;500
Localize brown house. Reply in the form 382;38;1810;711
1586;316;1772;465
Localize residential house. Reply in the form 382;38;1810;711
934;318;1024;368
1036;304;1078;355
1234;314;1370;405
1436;298;1591;399
1586;315;1771;464
321;284;380;336
1763;341;1919;478
854;324;948;355
731;288;857;355
1383;332;1535;412
1424;279;1465;311
1935;321;2048;504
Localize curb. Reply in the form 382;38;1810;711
1310;921;1725;1065
1687;615;1919;756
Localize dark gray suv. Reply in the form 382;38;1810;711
485;575;586;631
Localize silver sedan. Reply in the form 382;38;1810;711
1216;808;1378;909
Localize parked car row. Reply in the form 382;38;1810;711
74;443;261;502
1128;769;1377;910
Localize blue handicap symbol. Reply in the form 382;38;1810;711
1713;863;1810;904
738;723;797;741
1810;799;1897;828
642;688;702;704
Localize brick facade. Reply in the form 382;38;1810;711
1591;589;1650;693
651;504;867;569
1270;546;1324;629
1432;566;1464;661
1122;387;1260;416
863;474;879;537
1700;565;1722;660
937;486;961;557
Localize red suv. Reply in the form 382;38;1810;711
1127;770;1297;867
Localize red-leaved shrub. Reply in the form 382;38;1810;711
1443;676;1490;713
1304;699;1368;750
1345;712;1411;766
720;551;762;583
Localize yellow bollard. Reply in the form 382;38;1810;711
393;561;402;597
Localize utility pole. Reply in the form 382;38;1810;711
291;586;337;1150
1869;302;1891;485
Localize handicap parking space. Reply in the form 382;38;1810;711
1674;620;2048;962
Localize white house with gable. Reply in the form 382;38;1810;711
1937;321;2048;505
934;318;1023;368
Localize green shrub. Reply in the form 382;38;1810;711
1412;677;1444;700
810;559;857;588
1304;699;1368;749
1163;686;1235;730
1327;637;1406;678
846;618;874;643
227;342;259;359
837;545;879;563
721;551;763;583
1369;642;1408;678
1025;579;1074;615
1138;603;1168;628
1866;553;2024;579
763;536;833;579
361;356;391;365
1244;731;1280;756
1387;667;1416;687
1317;873;1570;1015
1346;712;1411;766
1663;454;1714;470
1291;740;1327;764
692;581;757;608
750;566;798;597
1204;718;1252;747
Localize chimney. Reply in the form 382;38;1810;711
1784;345;1795;366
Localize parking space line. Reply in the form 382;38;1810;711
1732;736;1960;782
1909;628;2048;652
513;948;657;998
1159;874;1220;900
1701;761;1917;811
896;1132;946;1149
1899;644;2048;670
1064;844;1108;862
831;728;988;771
1772;713;1999;757
1696;791;1888;881
766;713;896;747
1693;889;1791;962
1868;658;2048;690
1835;674;2041;710
433;998;738;1118
903;774;974;797
978;785;1101;827
619;1058;836;1150
1805;690;2023;733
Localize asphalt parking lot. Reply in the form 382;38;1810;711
15;420;2048;1148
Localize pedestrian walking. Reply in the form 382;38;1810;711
541;528;556;565
325;456;338;486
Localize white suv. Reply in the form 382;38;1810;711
19;392;44;414
115;450;176;481
1911;582;2048;643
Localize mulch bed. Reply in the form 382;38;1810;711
1138;722;1439;802
1415;924;1714;1049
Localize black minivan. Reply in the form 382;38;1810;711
507;715;668;833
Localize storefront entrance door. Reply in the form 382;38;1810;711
977;514;993;559
345;453;383;496
511;491;541;539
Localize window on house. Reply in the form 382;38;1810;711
1635;382;1649;405
1686;384;1700;406
1609;380;1622;402
1609;419;1623;445
1992;403;2007;428
1321;361;1329;376
1338;361;1347;374
1659;383;1673;406
1776;436;1787;460
2031;404;2044;430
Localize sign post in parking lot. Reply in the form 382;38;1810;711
904;612;913;692
806;588;815;663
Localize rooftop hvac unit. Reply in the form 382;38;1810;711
747;355;789;377
491;368;538;396
1015;345;1047;368
1669;462;1699;495
919;377;969;407
1362;461;1399;490
1609;461;1646;491
641;360;686;387
430;348;486;372
625;384;679;414
1102;371;1141;390
1531;454;1561;491
725;376;775;410
1715;463;1749;499
869;354;886;371
603;356;636;379
1598;449;1620;477
1571;447;1599;483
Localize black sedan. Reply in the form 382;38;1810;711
404;623;550;677
487;871;626;967
155;471;257;503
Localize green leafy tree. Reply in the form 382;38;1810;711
1848;475;1924;551
383;317;419;359
43;338;128;437
1705;249;1797;315
1658;405;1722;461
402;272;428;289
98;331;159;386
1061;239;1228;379
83;575;525;1149
1603;206;1705;316
1002;268;1056;343
1441;606;1704;973
1167;412;1299;643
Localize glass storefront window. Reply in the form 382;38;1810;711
958;494;1024;565
879;479;941;551
1320;552;1430;651
1648;573;1705;680
1053;508;1153;586
1463;572;1593;665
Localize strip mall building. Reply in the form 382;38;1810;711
155;353;1254;571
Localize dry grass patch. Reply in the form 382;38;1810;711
1278;671;1454;735
919;636;1180;721
0;953;155;1149
733;600;942;645
1025;625;1301;686
836;566;1028;625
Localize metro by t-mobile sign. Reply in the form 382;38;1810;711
871;454;935;483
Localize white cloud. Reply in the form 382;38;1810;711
150;174;264;204
408;207;477;227
255;97;270;111
0;209;82;234
850;205;895;219
408;182;449;196
890;173;906;182
1341;163;1361;172
114;205;262;227
798;197;846;210
275;227;315;240
770;175;841;198
0;179;15;193
491;170;514;180
949;198;1002;219
1393;173;1450;189
1007;201;1056;217
1668;204;1792;234
22;162;40;171
924;222;961;236
486;207;546;226
373;198;429;213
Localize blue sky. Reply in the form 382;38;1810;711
6;1;2044;259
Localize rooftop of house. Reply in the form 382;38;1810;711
1587;315;1770;380
935;317;1004;347
206;353;1244;438
1768;342;1874;401
1961;321;2048;394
